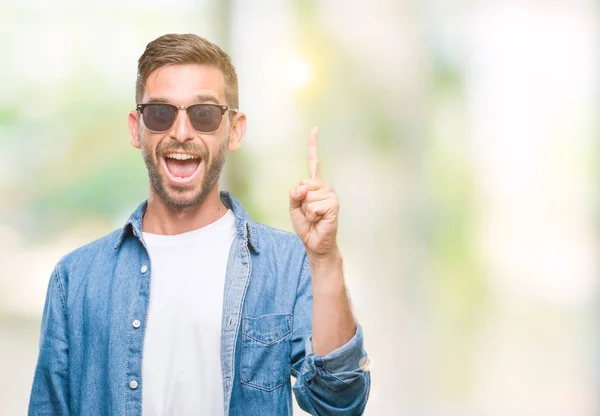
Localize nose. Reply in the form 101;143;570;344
169;108;194;143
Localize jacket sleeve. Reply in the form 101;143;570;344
290;256;371;415
28;265;70;415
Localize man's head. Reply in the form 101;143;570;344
128;34;246;210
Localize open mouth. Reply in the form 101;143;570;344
161;152;202;185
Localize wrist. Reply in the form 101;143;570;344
308;248;343;271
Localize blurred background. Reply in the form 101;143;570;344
1;0;599;414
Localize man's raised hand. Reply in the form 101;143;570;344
289;127;340;261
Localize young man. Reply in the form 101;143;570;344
29;33;370;415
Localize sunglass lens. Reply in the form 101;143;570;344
143;104;177;132
188;105;222;132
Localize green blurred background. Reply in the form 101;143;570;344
1;0;599;414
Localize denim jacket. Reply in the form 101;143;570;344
29;192;370;415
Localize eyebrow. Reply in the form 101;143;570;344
194;95;220;104
145;95;221;105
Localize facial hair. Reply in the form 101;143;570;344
140;134;228;209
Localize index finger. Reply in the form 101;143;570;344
308;126;320;179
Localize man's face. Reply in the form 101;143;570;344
129;63;244;209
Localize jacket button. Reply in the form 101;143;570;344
359;356;371;372
132;320;141;329
140;265;148;274
129;380;138;389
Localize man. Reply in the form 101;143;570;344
29;33;370;415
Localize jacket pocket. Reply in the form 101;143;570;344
241;313;293;391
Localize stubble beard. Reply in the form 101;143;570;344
140;135;229;210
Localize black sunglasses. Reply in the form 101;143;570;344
136;103;238;133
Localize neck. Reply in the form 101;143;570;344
142;184;228;235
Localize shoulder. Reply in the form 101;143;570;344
55;228;123;276
251;221;306;256
248;220;310;281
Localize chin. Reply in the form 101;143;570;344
156;179;215;210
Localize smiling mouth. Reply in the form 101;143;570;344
161;152;202;184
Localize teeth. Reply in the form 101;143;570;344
165;153;200;160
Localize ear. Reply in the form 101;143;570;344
228;112;246;151
128;110;141;149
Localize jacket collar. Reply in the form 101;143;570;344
113;191;260;253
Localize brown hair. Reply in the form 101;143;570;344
136;33;239;108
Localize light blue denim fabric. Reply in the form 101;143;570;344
29;192;370;415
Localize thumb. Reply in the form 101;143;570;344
289;185;308;210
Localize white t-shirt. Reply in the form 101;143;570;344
141;209;236;416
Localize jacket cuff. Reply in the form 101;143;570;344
304;324;370;383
